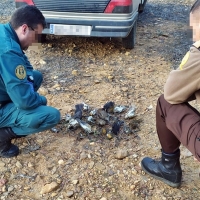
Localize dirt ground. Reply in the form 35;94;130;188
0;0;200;199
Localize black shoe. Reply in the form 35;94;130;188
141;149;182;188
0;127;19;158
0;144;19;158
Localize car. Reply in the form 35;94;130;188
15;0;147;49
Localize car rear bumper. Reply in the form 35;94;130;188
42;11;138;38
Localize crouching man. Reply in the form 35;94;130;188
0;5;60;158
141;0;200;187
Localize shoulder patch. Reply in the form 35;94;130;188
179;51;189;70
15;65;26;79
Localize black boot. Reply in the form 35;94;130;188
0;127;19;158
141;149;182;188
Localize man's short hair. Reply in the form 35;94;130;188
10;5;46;30
190;0;200;13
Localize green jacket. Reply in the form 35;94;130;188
0;23;46;109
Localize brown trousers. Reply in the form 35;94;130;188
156;94;200;161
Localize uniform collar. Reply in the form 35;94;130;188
7;23;23;52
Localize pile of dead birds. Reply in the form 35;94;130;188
53;102;142;140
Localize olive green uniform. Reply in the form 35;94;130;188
0;23;60;135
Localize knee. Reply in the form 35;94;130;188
158;94;164;102
49;108;61;125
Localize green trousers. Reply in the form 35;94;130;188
0;71;61;135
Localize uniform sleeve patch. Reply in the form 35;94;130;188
15;65;26;79
179;51;189;70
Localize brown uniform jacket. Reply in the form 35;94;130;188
164;41;200;104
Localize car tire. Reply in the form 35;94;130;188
138;0;147;13
122;19;137;49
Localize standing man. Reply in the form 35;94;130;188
141;0;200;188
141;0;200;187
0;5;60;158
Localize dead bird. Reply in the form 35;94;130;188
73;103;84;120
76;118;92;134
114;105;127;113
112;119;124;135
65;114;72;122
103;101;115;113
82;102;90;111
68;118;79;130
90;109;97;116
125;105;136;119
123;125;132;134
129;119;143;132
87;116;96;124
97;108;110;121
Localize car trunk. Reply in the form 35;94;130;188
33;0;111;13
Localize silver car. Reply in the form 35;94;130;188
15;0;147;49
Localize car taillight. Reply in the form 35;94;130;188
15;0;34;5
104;0;133;13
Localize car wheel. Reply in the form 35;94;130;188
122;19;137;49
138;0;147;13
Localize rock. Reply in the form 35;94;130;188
51;192;58;197
39;59;46;65
121;87;128;92
52;83;61;89
7;186;14;193
125;51;130;56
88;161;95;169
72;180;79;185
95;162;105;171
115;149;129;159
96;187;103;197
58;159;64;165
40;182;60;194
66;190;74;197
108;75;114;80
16;161;22;168
0;162;5;167
24;186;30;190
181;149;193;158
47;43;53;48
27;162;34;168
80;152;87;160
94;80;101;84
72;70;78;76
0;179;7;187
38;87;49;96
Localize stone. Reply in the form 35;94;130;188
72;70;78;76
80;152;87;160
7;186;14;193
38;87;49;96
72;180;79;185
88;161;95;169
66;190;74;197
40;182;60;194
39;59;46;65
58;160;64;165
16;161;22;168
95;162;105;171
0;162;5;167
115;149;129;159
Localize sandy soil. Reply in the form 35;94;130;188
0;0;200;199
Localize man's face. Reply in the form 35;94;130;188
190;12;200;42
20;24;43;50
